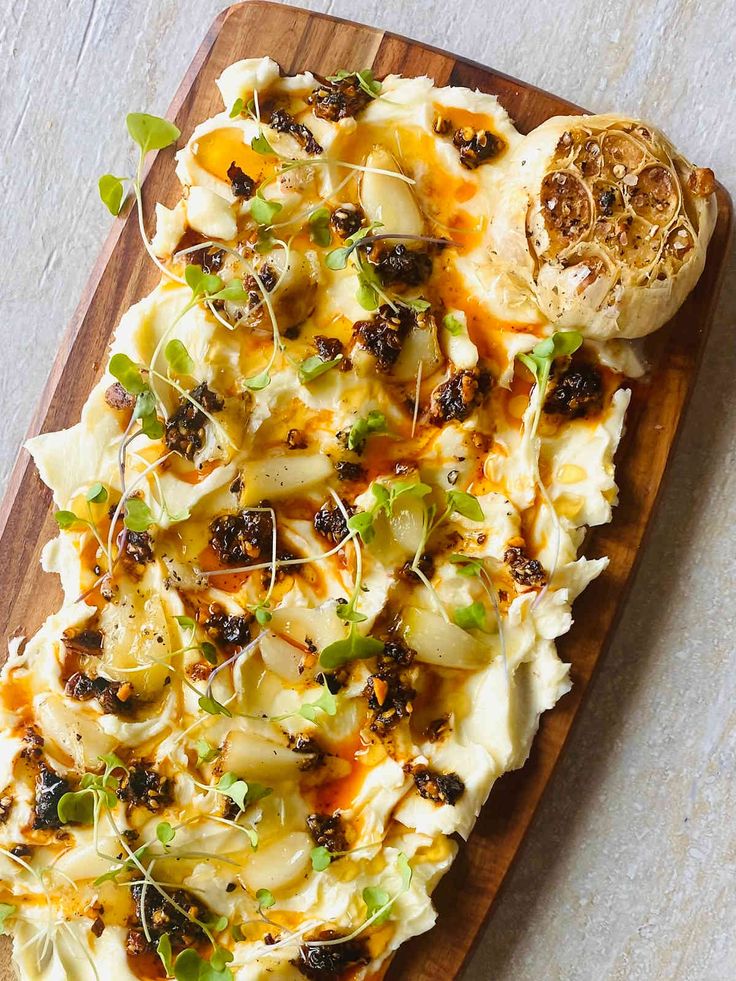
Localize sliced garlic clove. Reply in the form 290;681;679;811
360;146;424;238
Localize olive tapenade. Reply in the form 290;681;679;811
544;361;604;418
306;812;348;854
117;763;172;812
313;500;351;545
372;243;432;288
164;383;224;460
33;765;71;830
226;162;255;199
429;368;491;424
297;932;370;980
269;108;322;155
209;507;275;566
307;75;372;121
65;672;134;715
412;765;465;805
504;545;547;589
453;126;504;169
353;304;416;372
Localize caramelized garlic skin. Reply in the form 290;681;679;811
490;113;717;339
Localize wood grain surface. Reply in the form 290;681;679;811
0;3;731;979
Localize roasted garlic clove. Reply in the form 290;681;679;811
360;145;424;239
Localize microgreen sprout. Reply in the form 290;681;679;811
308;206;332;246
98;113;182;283
517;330;583;442
347;410;387;454
256;888;275;911
327;68;382;98
298;353;343;385
449;553;508;679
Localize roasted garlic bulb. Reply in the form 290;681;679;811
490;114;717;338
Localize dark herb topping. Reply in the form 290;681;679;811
65;672;135;715
308;75;372;121
117;763;172;812
543;361;603;418
123;530;154;569
129;883;206;949
287;428;308;450
452;126;504;169
334;460;366;483
306;812;348;853
429;368;491;424
411;765;465;805
330;205;364;239
313;500;352;545
371;243;432;288
297;932;370;979
504;545;547;589
314;335;345;362
269;108;323;155
203;604;251;648
353;303;416;372
104;382;135;411
164;382;224;460
33;764;71;830
227;161;256;199
61;627;103;659
209;507;274;566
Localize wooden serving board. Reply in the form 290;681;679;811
0;2;731;978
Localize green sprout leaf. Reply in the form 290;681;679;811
250;194;283;226
256;888;275;911
86;482;108;505
356;276;379;311
172;947;233;981
250;133;276;156
126;113;180;155
157;934;174;975
198;694;232;718
229;98;244;118
518;330;583;382
57;789;95;825
325;244;352;270
446;489;484;522
404;297;431;312
243;370;271;392
319;629;383;670
336;602;367;625
310;845;332;871
298;354;343;385
54;510;80;530
0;904;17;935
348;410;387;453
216;772;250;811
362;886;391;924
176;615;196;630
124;497;155;532
308;207;332;247
327;69;382;98
298;684;337;722
195;738;219;765
98;174;125;216
200;642;218;666
453;601;488;632
213;278;249;303
185;263;224;298
443;313;465;336
165;339;195;376
449;553;483;577
109;352;147;395
156;821;175;847
347;510;375;545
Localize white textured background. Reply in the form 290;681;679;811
1;2;735;979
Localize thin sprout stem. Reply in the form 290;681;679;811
147;298;196;413
203;529;355;578
132;165;185;286
105;451;174;562
206;634;261;700
411;359;423;438
147;368;238;450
